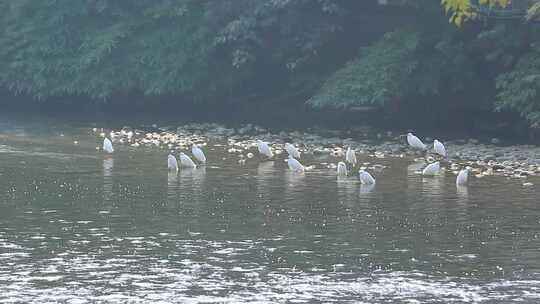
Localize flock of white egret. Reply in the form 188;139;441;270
102;131;472;187
404;132;470;186
166;145;205;171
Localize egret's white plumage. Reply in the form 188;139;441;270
103;138;114;153
257;140;274;159
168;154;178;171
284;143;300;159
456;166;471;186
192;144;206;163
337;162;347;177
434;139;447;157
346;147;357;166
422;161;440;176
179;152;197;168
358;170;376;185
407;133;426;150
287;156;305;173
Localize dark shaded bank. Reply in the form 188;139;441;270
1;92;536;144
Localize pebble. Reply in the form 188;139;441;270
96;123;539;181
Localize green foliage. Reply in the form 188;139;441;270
0;0;358;102
1;0;540;129
442;0;511;26
0;0;219;100
309;25;480;109
310;2;540;129
496;47;540;127
309;30;420;108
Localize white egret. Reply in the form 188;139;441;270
192;144;207;164
168;154;178;171
179;152;197;168
287;156;305;173
346;147;357;166
434;139;447;157
257;140;274;159
407;132;427;150
103;138;114;153
422;161;440;176
284;143;300;159
337;162;347;177
358;169;376;185
456;166;471;186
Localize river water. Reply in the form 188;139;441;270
0;115;539;303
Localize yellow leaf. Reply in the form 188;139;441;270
455;14;462;26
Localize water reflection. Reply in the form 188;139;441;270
167;171;179;205
192;167;206;190
256;161;275;198
284;170;305;193
179;167;206;201
359;183;376;194
456;185;469;203
337;178;358;201
454;185;471;223
407;161;426;174
406;162;424;201
421;175;444;198
102;158;114;204
283;170;307;207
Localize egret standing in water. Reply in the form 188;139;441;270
287;156;305;173
407;133;427;150
456;166;471;186
179;152;197;168
284;143;300;159
257;140;274;159
192;144;206;164
422;161;440;176
103;138;114;153
434;139;447;157
346;147;357;167
168;154;178;172
337;162;347;177
358;169;376;185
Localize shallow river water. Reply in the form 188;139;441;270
0;116;540;303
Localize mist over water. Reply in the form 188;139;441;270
1;116;540;303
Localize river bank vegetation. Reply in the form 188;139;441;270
1;0;540;135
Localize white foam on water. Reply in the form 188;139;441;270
0;235;538;303
4;258;536;304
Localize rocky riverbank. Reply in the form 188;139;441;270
96;122;540;182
